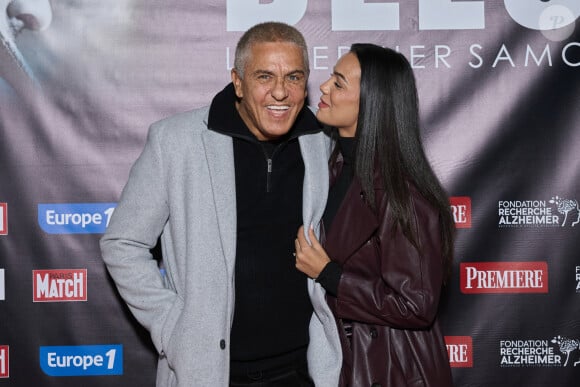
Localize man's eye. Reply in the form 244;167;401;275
334;81;342;89
288;74;302;82
257;74;271;80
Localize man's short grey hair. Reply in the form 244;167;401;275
234;22;309;79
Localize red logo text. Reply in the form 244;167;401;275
0;345;8;378
450;197;471;228
33;269;87;302
460;262;548;294
445;336;473;368
0;203;7;235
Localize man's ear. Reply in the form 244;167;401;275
231;69;243;98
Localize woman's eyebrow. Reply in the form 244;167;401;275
333;70;348;83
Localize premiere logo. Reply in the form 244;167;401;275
38;203;116;234
40;345;123;376
450;196;471;228
460;262;548;294
33;269;87;302
0;203;7;235
445;336;473;368
0;345;8;378
576;266;580;293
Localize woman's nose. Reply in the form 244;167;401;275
320;78;331;94
7;0;53;31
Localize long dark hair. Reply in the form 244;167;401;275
347;43;454;280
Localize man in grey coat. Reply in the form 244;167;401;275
100;22;341;387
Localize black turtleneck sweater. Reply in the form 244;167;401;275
316;136;356;297
207;84;321;371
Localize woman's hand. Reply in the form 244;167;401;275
295;225;331;279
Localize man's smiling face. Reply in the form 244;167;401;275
232;41;308;141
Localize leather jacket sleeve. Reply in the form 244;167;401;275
334;191;444;329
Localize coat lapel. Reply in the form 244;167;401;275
201;129;237;277
299;132;331;239
300;131;343;383
324;179;380;265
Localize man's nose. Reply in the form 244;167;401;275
8;0;53;31
271;77;289;100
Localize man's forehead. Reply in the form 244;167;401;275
249;42;304;59
246;43;306;71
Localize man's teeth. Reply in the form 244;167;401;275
268;106;289;110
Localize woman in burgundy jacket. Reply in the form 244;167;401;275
295;44;455;387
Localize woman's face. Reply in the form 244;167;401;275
316;52;361;138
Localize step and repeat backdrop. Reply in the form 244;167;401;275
1;1;579;386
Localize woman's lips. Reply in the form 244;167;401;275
318;100;329;109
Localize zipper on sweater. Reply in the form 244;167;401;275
261;142;280;193
266;158;273;193
260;141;287;193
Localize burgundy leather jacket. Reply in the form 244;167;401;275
323;159;453;387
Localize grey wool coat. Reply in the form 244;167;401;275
100;107;342;387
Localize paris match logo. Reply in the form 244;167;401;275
497;196;579;228
450;197;471;228
445;336;473;368
32;269;87;302
460;262;548;294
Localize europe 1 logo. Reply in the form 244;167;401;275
38;203;116;234
40;345;123;376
